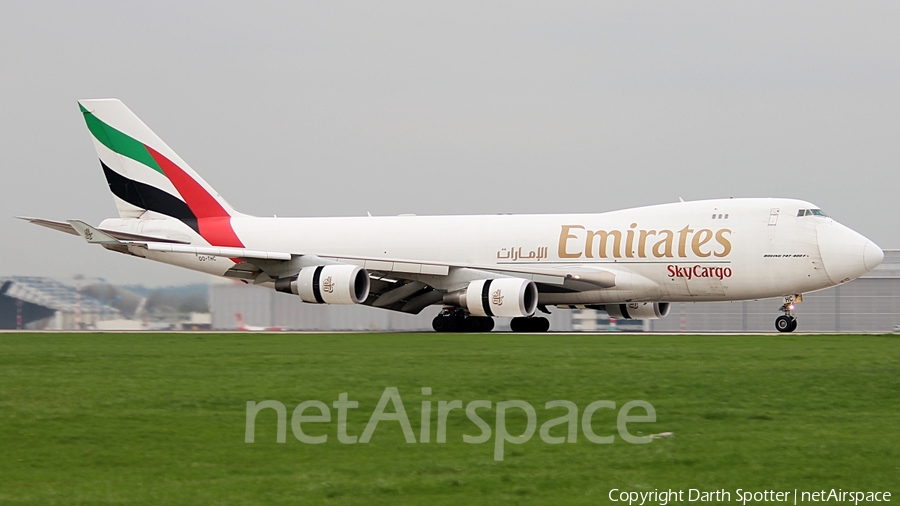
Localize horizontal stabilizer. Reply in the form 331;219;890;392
18;216;190;244
20;216;288;262
17;217;80;236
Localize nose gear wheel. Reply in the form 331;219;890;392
775;295;800;333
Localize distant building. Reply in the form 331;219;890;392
0;276;121;330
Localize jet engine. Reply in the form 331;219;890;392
444;278;538;318
274;265;370;304
603;302;670;320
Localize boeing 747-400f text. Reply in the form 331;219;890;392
21;99;884;332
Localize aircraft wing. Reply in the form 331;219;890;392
316;254;622;314
321;253;616;287
225;250;619;314
231;250;620;314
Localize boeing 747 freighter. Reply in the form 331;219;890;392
21;99;884;332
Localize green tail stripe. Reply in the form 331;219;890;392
80;104;164;176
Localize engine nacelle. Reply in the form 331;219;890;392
452;278;538;318
274;265;370;304
604;302;670;320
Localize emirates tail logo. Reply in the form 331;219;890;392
322;276;335;294
492;289;504;306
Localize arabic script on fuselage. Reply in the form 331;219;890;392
496;246;549;262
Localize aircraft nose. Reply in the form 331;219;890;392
817;221;883;284
864;240;884;272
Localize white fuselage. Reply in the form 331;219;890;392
102;197;882;305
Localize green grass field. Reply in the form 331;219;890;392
1;333;898;505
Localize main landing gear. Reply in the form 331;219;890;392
510;316;550;333
775;294;801;333
432;308;494;333
431;308;550;333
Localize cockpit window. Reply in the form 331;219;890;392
797;209;828;217
810;209;827;216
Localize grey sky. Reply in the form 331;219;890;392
1;1;897;286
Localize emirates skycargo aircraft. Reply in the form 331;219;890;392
22;99;884;332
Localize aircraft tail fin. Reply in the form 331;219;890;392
235;312;250;331
78;99;245;247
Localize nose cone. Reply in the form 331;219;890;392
864;240;884;272
817;221;883;284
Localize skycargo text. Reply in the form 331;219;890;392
667;264;733;280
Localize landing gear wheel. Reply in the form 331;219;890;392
775;315;796;333
464;316;494;332
434;310;493;333
510;317;550;333
432;314;462;332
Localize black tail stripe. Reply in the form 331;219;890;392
101;161;199;234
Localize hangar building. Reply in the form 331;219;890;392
0;276;120;330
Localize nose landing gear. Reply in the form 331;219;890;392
775;294;801;333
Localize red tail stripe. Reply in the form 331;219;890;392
145;145;244;248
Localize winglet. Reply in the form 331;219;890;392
67;220;121;245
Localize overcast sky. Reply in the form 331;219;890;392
1;1;897;286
